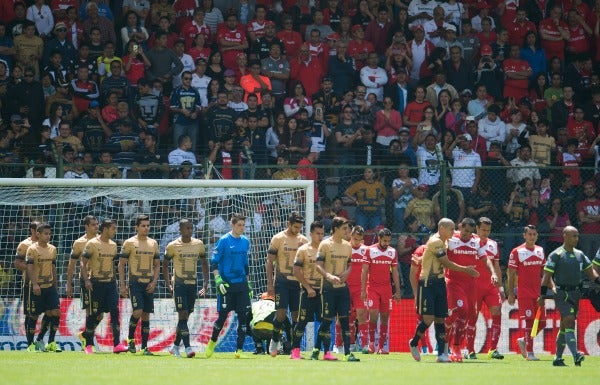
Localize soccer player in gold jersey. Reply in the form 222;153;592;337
290;221;325;359
80;219;129;354
15;221;47;352
266;211;309;356
163;219;209;358
118;215;160;355
314;217;360;362
66;215;98;349
26;224;61;353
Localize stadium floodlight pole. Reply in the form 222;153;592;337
0;178;315;238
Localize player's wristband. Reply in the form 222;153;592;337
540;285;549;296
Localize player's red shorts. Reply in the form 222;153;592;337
348;284;367;311
518;297;546;322
474;283;502;310
367;285;392;312
446;280;474;316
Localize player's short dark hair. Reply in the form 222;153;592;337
99;219;115;232
288;211;304;224
82;215;97;226
310;221;324;232
331;216;348;232
36;223;51;233
378;228;392;238
477;217;492;226
460;218;476;228
352;225;364;235
29;221;41;231
179;219;192;227
136;215;150;226
523;224;537;233
231;213;246;224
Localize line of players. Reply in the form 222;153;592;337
408;217;600;366
16;215;211;357
16;212;600;364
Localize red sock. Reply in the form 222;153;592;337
379;323;388;350
369;321;377;346
524;319;533;353
358;323;369;348
465;325;476;353
490;315;501;350
335;322;342;347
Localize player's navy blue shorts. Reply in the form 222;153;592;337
275;277;301;312
129;281;154;313
27;286;60;316
416;278;448;318
84;281;119;314
297;288;322;323
217;282;250;315
174;283;197;313
321;285;350;320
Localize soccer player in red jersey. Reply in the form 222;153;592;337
361;228;401;354
507;225;546;361
344;226;369;352
464;217;504;360
444;218;487;362
409;245;433;354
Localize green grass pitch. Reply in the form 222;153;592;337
1;352;598;385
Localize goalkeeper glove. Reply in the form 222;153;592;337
248;281;253;300
215;275;229;295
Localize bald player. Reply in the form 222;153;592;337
408;218;479;363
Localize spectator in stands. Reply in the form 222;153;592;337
403;86;431;135
344;168;386;230
507;144;541;187
131;133;168;179
360;52;388;102
444;133;481;201
551;85;575;132
392;162;418;233
104;118;140;165
432;174;465;223
276;14;302;60
14;21;42;78
217;11;248;70
43;22;77;69
54;121;84;153
404;184;434;230
82;1;116;45
261;42;289;107
92;150;121;179
71;65;100;112
148;16;178;50
168;134;196;166
145;30;183;90
240;59;271;105
297;151;320;205
304;9;333;43
172;39;195;89
477;104;505;150
577;181;600;259
170;70;201;151
208;134;237;180
205;90;236;151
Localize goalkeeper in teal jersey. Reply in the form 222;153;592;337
206;213;252;359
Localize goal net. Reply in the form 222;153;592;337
0;178;314;352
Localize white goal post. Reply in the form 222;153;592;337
0;178;313;352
